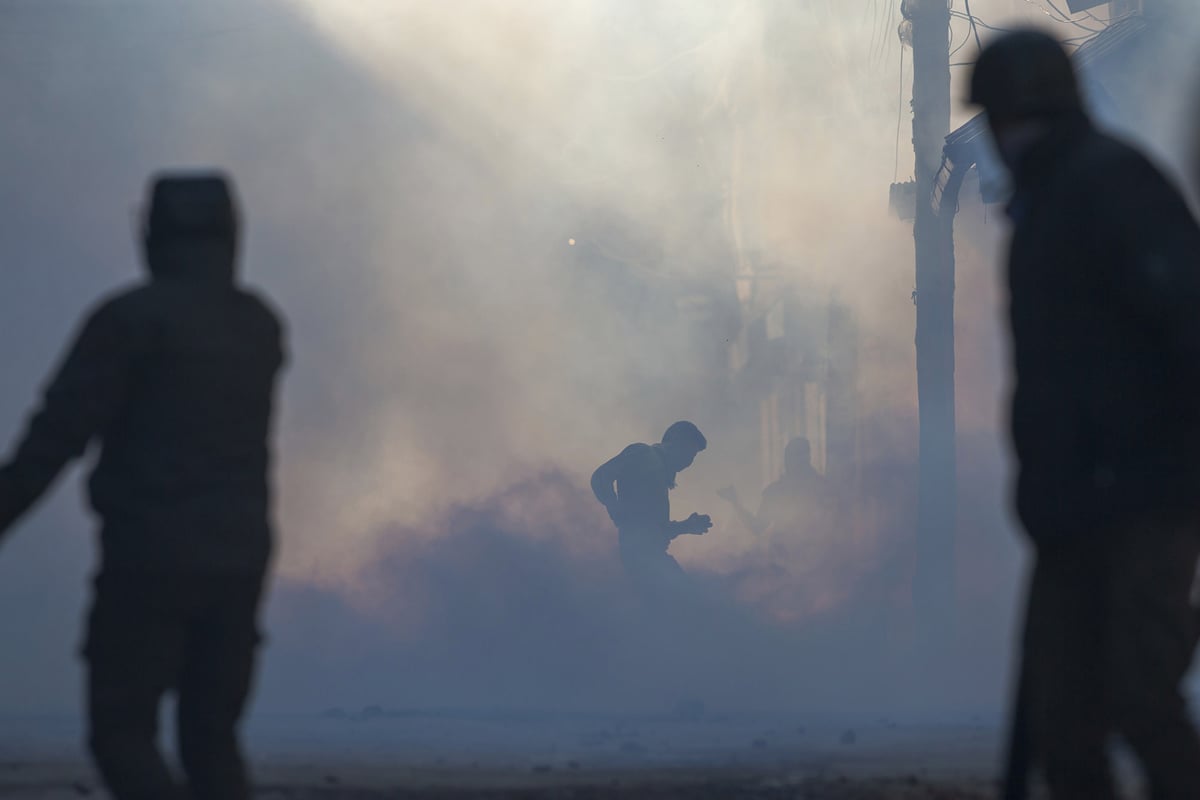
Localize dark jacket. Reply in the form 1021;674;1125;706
0;244;285;573
1007;113;1200;542
591;443;676;550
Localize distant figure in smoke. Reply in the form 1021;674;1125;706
973;32;1200;800
0;173;286;800
718;437;826;540
591;421;712;588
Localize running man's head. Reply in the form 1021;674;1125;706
660;420;707;473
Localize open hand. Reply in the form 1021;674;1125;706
685;512;713;535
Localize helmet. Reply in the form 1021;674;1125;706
969;30;1083;122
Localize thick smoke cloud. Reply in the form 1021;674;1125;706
0;0;1197;719
262;0;930;576
259;471;947;715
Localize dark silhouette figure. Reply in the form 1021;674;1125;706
0;173;286;800
591;421;711;587
973;32;1200;800
719;437;826;538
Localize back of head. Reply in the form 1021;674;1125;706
143;170;240;281
969;29;1083;124
661;420;707;452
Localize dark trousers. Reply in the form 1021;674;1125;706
83;570;264;800
1022;517;1200;800
618;527;688;598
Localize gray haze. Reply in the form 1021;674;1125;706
0;0;1196;721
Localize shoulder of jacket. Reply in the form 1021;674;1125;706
621;442;655;459
234;284;286;330
84;281;159;323
1071;131;1158;184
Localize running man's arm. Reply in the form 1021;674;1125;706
591;447;632;525
718;486;765;535
667;513;712;538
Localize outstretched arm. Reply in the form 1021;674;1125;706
0;303;132;537
718;486;766;535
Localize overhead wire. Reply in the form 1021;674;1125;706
1021;0;1104;33
949;18;974;58
948;11;1015;35
961;0;983;51
952;34;1092;66
947;0;1110;67
951;31;1092;67
1045;0;1104;31
894;47;903;180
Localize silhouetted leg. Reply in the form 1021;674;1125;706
620;542;690;602
84;573;186;800
1024;549;1118;800
177;575;262;800
1107;520;1200;800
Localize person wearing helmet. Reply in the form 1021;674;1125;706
973;30;1200;799
591;421;712;589
0;172;286;800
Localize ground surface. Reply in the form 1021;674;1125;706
0;712;1063;798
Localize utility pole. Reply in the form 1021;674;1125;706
906;0;956;649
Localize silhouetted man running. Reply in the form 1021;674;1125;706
591;421;711;588
0;172;286;800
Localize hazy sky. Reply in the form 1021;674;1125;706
0;0;1195;717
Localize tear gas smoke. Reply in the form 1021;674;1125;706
0;0;1197;719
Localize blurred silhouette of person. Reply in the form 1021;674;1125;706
973;31;1200;800
0;172;286;800
718;437;826;539
591;421;711;588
